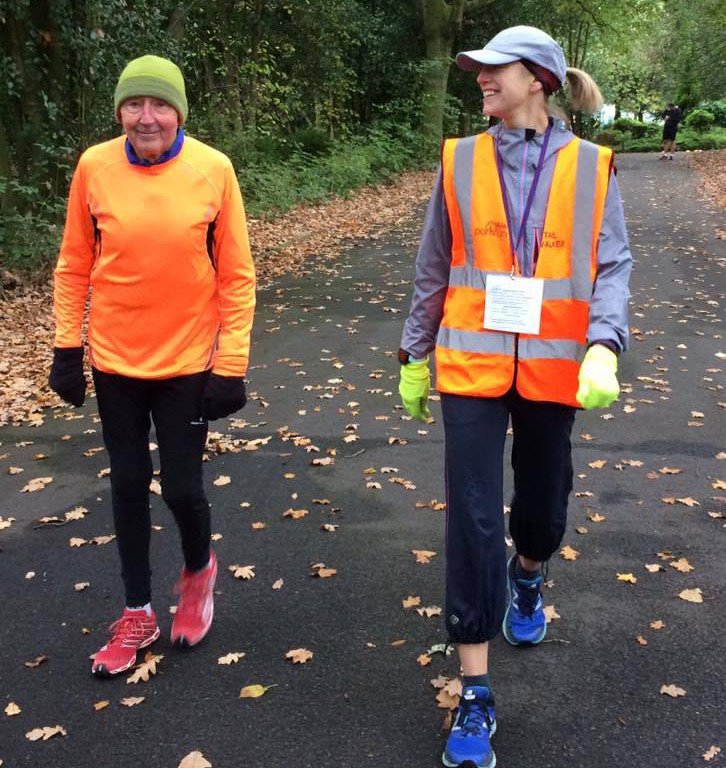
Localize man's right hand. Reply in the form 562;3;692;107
398;356;432;422
49;347;86;407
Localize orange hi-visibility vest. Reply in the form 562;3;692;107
436;132;612;407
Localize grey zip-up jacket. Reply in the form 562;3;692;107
401;119;632;360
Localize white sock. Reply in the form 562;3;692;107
126;603;152;616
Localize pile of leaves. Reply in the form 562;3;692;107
0;170;434;427
687;149;726;211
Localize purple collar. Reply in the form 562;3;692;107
125;129;185;167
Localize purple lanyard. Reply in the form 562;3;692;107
495;122;552;274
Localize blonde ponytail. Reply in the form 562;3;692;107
564;67;603;113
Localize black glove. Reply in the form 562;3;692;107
49;346;86;407
201;373;247;421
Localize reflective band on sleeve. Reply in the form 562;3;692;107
437;326;515;355
518;337;586;361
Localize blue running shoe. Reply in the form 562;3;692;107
502;554;547;646
442;685;496;768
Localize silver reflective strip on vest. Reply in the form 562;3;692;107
437;326;515;355
571;141;600;301
453;137;477;267
449;267;575;299
448;265;496;289
518;338;586;361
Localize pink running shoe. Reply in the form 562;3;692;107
92;607;160;677
171;551;218;647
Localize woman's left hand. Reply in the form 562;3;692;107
202;373;247;420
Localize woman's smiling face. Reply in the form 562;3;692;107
119;96;179;161
476;61;541;121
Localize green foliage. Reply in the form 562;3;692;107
685;109;715;132
0;178;67;273
235;121;422;217
611;118;657;139
593;129;625;148
698;101;726;128
595;127;726;153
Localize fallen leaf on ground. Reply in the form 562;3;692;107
310;563;337;578
588;459;607;469
650;620;666;630
660;684;686;698
213;475;231;486
178;752;213;768
416;605;442;618
4;702;21;716
703;746;721;762
669;558;694;573
25;725;67;741
0;516;15;530
543;605;561;623
411;549;437;564
636;636;648;646
402;595;421;609
126;652;163;684
617;572;638;584
120;697;145;707
676;497;700;507
229;564;255;580
93;700;110;711
321;523;339;532
286;648;314;664
20;477;53;493
417;653;432;667
240;684;272;699
74;582;90;592
560;545;579;561
283;508;309;520
24;655;48;668
272;578;284;590
659;467;682;475
218;652;246;665
679;588;703;603
645;564;663;573
149;479;162;495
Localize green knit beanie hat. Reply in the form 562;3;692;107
114;55;188;123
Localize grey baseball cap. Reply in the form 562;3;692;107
456;25;567;86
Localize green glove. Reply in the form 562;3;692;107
576;344;620;409
399;357;432;422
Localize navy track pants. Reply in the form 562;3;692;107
442;389;575;644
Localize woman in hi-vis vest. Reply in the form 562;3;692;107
398;27;631;768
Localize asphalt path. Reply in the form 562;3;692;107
1;152;724;768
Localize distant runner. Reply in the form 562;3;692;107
660;102;683;160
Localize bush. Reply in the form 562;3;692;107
594;129;625;148
611;118;654;138
235;120;422;217
0;179;67;274
699;100;726;127
685;109;716;132
290;128;333;156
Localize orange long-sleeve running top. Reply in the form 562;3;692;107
53;134;256;379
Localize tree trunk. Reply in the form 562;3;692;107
420;0;463;143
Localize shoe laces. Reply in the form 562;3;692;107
107;614;150;646
456;695;491;736
512;571;543;618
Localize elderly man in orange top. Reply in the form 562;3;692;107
50;55;256;677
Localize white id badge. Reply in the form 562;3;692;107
484;274;544;335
